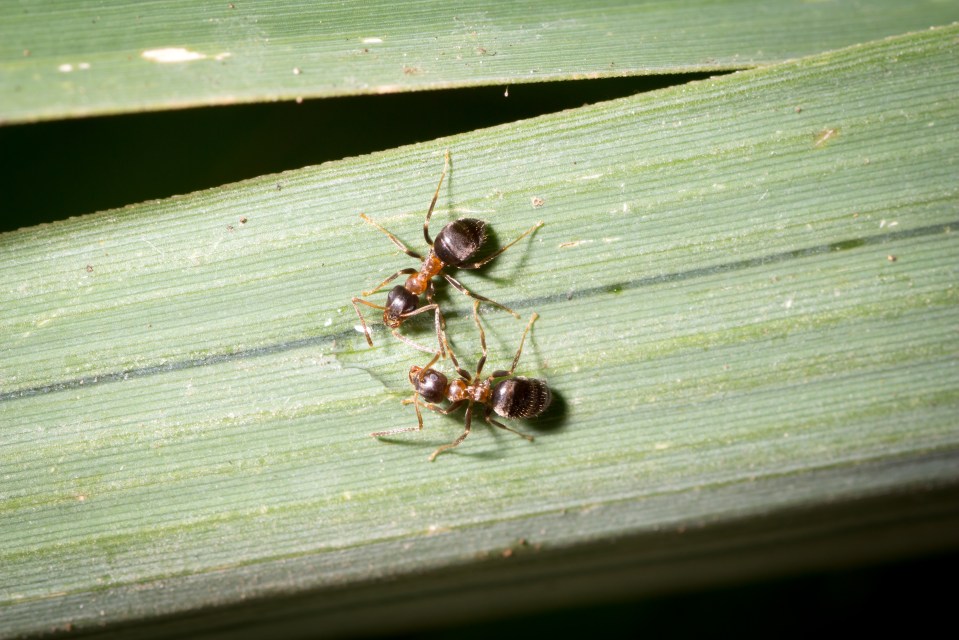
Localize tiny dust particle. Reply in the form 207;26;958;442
531;196;545;208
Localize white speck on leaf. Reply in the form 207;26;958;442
142;48;212;63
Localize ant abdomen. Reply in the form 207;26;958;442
433;218;487;267
491;377;552;419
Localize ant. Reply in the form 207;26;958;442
372;300;552;461
351;151;543;355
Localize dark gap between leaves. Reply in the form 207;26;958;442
0;74;717;233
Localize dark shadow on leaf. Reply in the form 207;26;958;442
459;222;544;284
529;387;569;434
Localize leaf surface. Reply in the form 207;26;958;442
1;24;958;637
2;0;958;123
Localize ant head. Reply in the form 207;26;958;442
409;366;448;403
433;218;486;267
383;285;418;328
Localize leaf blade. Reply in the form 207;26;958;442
2;24;959;636
3;0;959;123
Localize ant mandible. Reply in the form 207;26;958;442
372;300;552;461
351;150;543;355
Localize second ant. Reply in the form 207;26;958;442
372;300;552;461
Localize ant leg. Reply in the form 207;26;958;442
375;398;464;444
484;406;535;442
446;348;472;383
360;213;424;261
457;221;544;270
351;297;386;347
423;149;451;247
425;280;448;358
429;401;473;461
413;352;441;383
390;328;440;355
395;303;444;355
443;273;520;319
439;321;471;382
362;268;417;297
421;399;464;416
491;312;539;378
427;283;472;379
470;300;489;378
372;394;424;437
353;298;439;353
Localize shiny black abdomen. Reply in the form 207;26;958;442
491;377;552;419
433;218;487;267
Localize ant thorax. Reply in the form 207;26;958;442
404;252;443;296
446;378;491;404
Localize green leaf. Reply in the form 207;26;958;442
3;0;958;123
2;24;958;636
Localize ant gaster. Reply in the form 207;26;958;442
351;150;543;354
372;300;552;461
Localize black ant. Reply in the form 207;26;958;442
351;151;543;354
372;300;551;461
